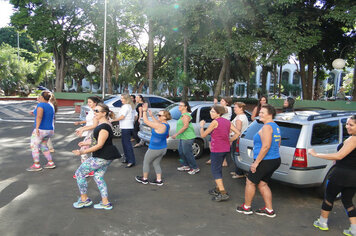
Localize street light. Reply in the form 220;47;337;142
332;58;346;70
102;0;107;99
87;65;96;93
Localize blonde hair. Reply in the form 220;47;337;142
234;102;246;111
122;94;135;109
161;110;172;121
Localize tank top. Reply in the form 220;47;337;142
253;122;281;160
149;123;170;150
92;123;120;160
176;113;196;140
336;142;356;169
211;117;231;153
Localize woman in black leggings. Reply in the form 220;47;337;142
309;115;356;236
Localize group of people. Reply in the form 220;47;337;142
27;93;356;236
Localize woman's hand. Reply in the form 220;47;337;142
142;103;148;112
200;120;206;128
35;128;40;136
148;110;153;117
250;162;259;173
75;128;83;137
171;134;178;139
72;150;81;156
74;121;81;125
308;149;317;156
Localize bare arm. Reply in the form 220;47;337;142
308;136;356;161
251;107;258;121
35;107;44;135
199;120;218;138
171;114;191;139
229;123;241;143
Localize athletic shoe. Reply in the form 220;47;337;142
255;207;276;218
212;192;229;202
44;162;56;169
208;188;220;196
87;171;95;177
73;198;92;209
313;218;329;231
26;164;43;172
188;168;200;175
177;166;190;171
236;204;253;215
135;176;148;184
232;174;245;179
343;228;355;236
150;179;164;186
94;202;113;210
73;174;77;179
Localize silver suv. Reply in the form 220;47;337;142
236;110;355;197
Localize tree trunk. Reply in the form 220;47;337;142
182;36;188;101
246;57;251;98
260;65;268;96
299;53;307;100
353;56;356;101
53;44;68;92
307;59;314;100
106;51;113;94
225;55;231;96
214;56;228;98
147;19;154;94
273;64;277;96
278;65;282;97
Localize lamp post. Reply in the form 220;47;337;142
102;0;107;99
87;64;96;93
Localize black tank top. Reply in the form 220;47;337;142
93;123;120;160
336;142;356;169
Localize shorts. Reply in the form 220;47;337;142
247;158;281;185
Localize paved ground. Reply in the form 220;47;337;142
0;101;352;236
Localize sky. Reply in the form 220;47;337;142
0;1;13;28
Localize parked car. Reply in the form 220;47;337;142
80;94;174;137
235;110;355;197
138;101;252;159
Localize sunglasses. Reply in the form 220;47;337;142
94;109;103;113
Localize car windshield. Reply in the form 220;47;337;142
241;120;302;148
167;104;181;120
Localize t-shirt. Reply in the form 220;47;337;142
92;123;121;160
82;109;95;137
149;123;170;150
231;114;249;136
221;106;232;121
336;143;356;169
176;113;196;140
33;102;55;130
253;122;281;160
119;104;134;129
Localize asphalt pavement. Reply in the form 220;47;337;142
0;101;352;236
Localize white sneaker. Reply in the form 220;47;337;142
188;168;200;175
313;218;329;231
177;166;190;171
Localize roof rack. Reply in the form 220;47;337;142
307;111;356;121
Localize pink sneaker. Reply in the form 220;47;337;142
26;164;43;172
44;162;56;169
87;171;94;177
73;174;77;179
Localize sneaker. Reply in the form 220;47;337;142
73;174;77;179
188;168;200;175
212;192;230;202
94;202;113;210
208;188;220;196
26;164;43;172
343;228;355;236
255;207;276;218
133;143;144;148
232;174;245;179
150;179;164;186
44;162;56;169
177;166;190;171
135;176;148;184
73;198;92;209
86;171;95;177
313;218;329;231
236;204;253;215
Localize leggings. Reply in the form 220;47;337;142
143;148;167;174
75;157;112;198
211;152;228;179
30;129;54;163
323;179;356;217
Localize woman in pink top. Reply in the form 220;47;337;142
200;105;240;202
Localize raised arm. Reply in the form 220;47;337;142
199;120;218;138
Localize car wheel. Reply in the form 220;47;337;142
192;139;204;159
317;166;341;199
112;122;121;138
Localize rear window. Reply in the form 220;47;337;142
168;105;181;120
148;97;172;108
341;118;349;141
241;120;302;148
311;120;339;145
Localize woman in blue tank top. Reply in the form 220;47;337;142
237;104;281;218
135;103;171;186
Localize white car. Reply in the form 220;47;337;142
80;94;174;137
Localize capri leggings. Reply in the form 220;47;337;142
75;157;112;198
323;179;356;218
30;129;54;163
143;148;167;174
211;152;228;179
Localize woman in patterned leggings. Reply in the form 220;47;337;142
72;103;120;210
